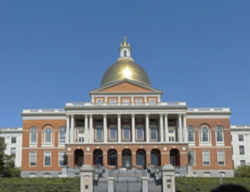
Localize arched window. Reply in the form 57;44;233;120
188;126;195;142
44;127;53;145
216;126;224;143
59;127;66;144
201;125;209;143
30;127;37;145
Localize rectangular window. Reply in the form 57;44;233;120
121;97;130;104
95;121;103;141
44;152;51;167
239;145;245;155
189;151;196;166
29;152;37;167
96;97;104;104
238;134;244;142
58;152;65;167
202;151;210;166
11;137;16;144
136;125;145;141
108;97;117;104
148;98;157;104
188;126;194;142
150;124;158;141
135;97;143;104
109;125;117;141
217;151;225;166
122;125;131;141
240;160;246;166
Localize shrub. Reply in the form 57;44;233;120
235;165;250;178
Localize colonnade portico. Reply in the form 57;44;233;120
66;113;188;144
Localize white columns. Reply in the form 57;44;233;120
118;114;121;142
85;115;89;143
165;114;169;142
178;114;182;142
146;114;150;142
183;114;187;142
89;115;93;143
66;115;70;144
160;114;164;142
132;114;135;143
70;115;74;143
103;114;107;143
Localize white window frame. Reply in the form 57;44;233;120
44;151;52;167
189;150;196;166
58;152;66;167
136;124;145;141
200;125;210;144
43;127;53;145
29;152;37;167
188;126;195;143
134;97;143;104
217;151;225;166
58;127;66;145
29;127;38;146
109;124;118;141
122;124;131;141
202;151;210;166
96;97;104;104
216;126;224;144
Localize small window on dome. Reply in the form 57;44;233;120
124;50;127;57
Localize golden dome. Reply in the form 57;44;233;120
101;58;151;87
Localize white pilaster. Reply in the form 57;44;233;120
178;114;182;142
183;114;187;142
118;114;121;143
85;115;88;143
71;115;74;144
66;115;70;144
89;114;93;143
132;114;135;143
146;114;150;142
160;114;164;142
165;114;169;142
103;114;107;143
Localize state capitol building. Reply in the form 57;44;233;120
21;38;234;177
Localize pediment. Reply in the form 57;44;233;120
90;79;162;94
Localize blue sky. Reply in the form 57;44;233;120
0;0;249;127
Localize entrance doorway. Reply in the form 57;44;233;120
93;149;103;166
74;149;84;167
170;149;180;167
136;149;146;169
122;149;132;168
151;149;161;167
108;149;118;167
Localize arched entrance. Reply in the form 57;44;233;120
151;149;161;167
74;149;84;167
93;149;103;166
170;149;180;167
122;149;132;168
136;149;146;169
108;149;118;167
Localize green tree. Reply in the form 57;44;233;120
0;137;20;177
0;137;6;175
